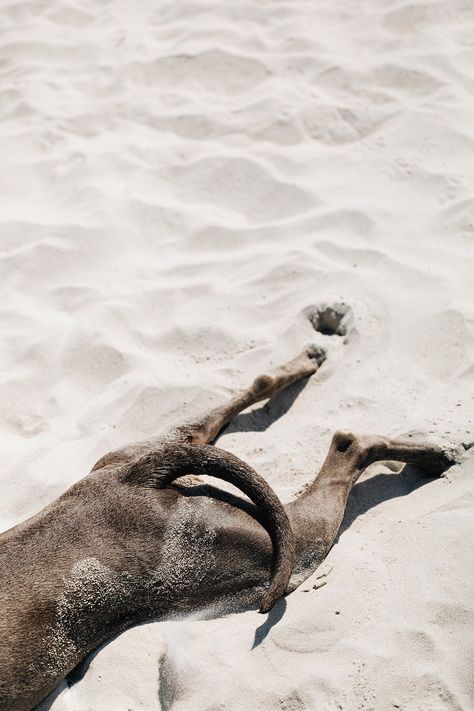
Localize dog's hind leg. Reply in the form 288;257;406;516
285;431;456;587
171;345;326;446
90;346;325;472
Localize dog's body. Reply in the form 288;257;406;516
0;346;453;711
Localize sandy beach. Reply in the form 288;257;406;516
1;0;473;709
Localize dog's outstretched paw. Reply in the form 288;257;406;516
417;448;458;477
305;344;327;367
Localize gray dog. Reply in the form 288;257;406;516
0;345;454;711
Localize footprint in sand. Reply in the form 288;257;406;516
304;302;355;338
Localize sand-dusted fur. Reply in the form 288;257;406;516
0;346;454;711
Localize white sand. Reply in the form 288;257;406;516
1;0;474;709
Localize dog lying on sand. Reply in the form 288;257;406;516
0;343;454;711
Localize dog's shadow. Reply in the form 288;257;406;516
336;463;439;541
222;377;310;436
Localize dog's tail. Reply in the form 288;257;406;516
121;443;295;613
